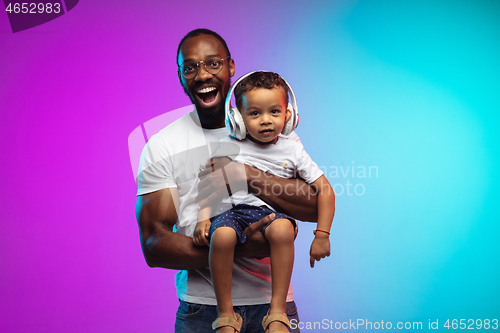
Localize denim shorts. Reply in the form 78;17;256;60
209;204;296;243
175;299;301;333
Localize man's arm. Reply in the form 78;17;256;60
196;158;319;222
245;164;318;221
136;188;273;270
136;188;209;270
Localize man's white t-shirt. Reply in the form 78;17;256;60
136;110;295;305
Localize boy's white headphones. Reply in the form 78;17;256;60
225;71;299;140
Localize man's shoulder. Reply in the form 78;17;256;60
145;111;199;148
154;111;195;140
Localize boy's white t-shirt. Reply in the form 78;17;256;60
211;135;324;214
136;110;297;305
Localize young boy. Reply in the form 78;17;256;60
194;71;335;333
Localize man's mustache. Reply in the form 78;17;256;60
192;80;220;90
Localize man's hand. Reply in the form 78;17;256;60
193;220;211;246
309;234;331;268
196;157;247;211
234;213;274;259
234;213;298;259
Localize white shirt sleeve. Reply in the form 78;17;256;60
136;134;177;196
295;143;324;185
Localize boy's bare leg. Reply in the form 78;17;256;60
210;226;239;332
265;218;295;332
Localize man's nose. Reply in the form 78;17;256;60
194;63;213;82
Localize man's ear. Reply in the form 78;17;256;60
177;69;184;87
229;58;235;77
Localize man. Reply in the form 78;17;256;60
136;29;318;332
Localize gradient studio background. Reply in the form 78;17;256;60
1;0;499;332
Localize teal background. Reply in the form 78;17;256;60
289;1;500;328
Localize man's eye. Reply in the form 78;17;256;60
183;66;196;73
207;60;222;69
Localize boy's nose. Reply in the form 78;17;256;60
261;115;271;124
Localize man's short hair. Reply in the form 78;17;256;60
234;71;289;110
176;28;231;65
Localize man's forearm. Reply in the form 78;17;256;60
245;165;318;221
137;191;211;271
143;223;271;269
143;226;210;270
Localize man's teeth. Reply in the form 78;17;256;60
196;87;216;94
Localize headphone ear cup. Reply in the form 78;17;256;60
225;71;259;140
230;107;247;140
282;103;299;136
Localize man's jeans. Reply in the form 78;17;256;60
175;299;301;332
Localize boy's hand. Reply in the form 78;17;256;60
193;220;211;246
309;234;331;268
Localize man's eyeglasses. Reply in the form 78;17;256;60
178;56;230;79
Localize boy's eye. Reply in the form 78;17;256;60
271;109;280;114
251;111;259;116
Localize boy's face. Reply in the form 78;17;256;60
240;87;291;144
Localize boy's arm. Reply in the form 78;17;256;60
194;207;212;246
196;158;319;222
309;175;335;268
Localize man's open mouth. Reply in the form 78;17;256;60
195;86;220;108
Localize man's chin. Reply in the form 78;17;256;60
184;84;229;127
195;103;225;126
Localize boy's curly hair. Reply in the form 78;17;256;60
234;71;289;110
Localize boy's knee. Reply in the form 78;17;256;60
266;219;295;242
211;227;237;249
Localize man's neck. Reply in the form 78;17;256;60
200;118;225;129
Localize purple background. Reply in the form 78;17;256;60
1;1;499;332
